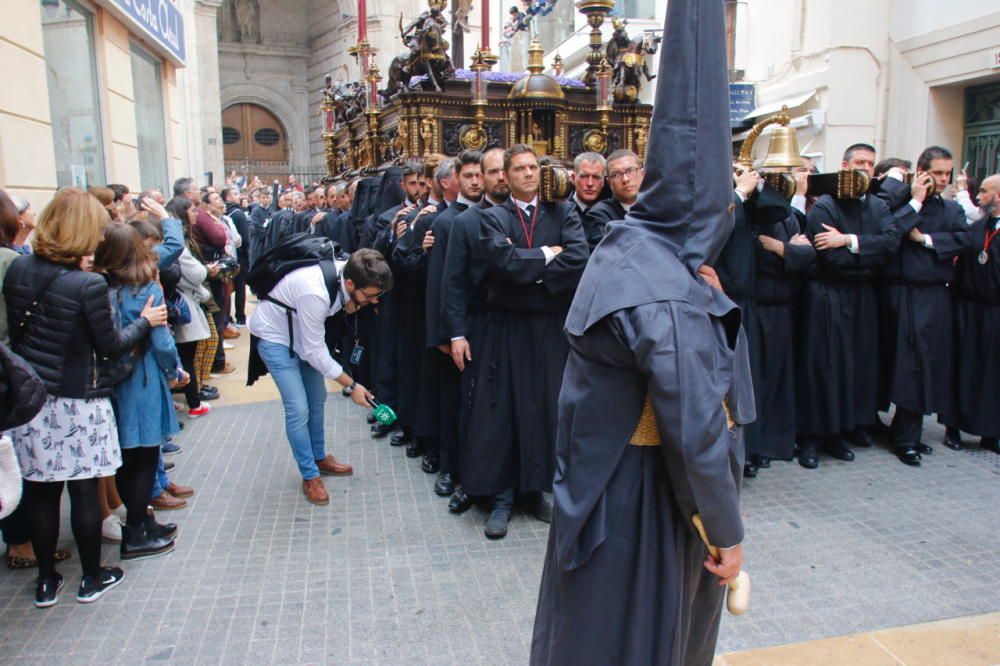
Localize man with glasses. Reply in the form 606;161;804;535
582;149;645;249
570;152;607;219
248;249;393;506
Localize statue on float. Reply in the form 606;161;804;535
381;0;456;100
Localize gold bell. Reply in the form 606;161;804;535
759;124;805;171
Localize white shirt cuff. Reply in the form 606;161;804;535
541;246;556;265
791;194;807;215
450;336;465;342
847;234;859;254
922;234;934;248
887;168;906;182
734;189;748;202
909;199;923;214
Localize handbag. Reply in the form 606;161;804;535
166;289;192;326
0;435;22;520
0;341;46;430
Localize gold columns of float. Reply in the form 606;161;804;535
320;82;336;177
736;105;804;171
583;59;613;154
460;48;492;151
576;0;615;87
365;64;382;166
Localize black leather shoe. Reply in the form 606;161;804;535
390;431;410;447
894;446;922;466
756;456;771;469
743;461;758;478
434;473;454;497
421;454;439;474
982;437;1000;454
914;442;933;455
371;423;393;439
448;489;472;514
405;441;423;458
120;524;175;561
824;440;856;462
943;429;963;451
366;412;376;425
848;429;874;448
529;493;552;523
484;508;510;539
798;445;819;469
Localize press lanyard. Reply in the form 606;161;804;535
514;202;539;248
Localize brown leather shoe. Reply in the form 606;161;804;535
167;482;195;499
150;492;187;510
210;363;237;377
222;327;241;340
316;454;353;476
303;478;329;505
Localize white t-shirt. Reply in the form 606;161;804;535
247;261;348;380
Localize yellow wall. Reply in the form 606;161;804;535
0;0;187;208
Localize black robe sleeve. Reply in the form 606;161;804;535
442;214;474;340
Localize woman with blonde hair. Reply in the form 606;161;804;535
3;188;168;608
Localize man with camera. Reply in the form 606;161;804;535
248;249;393;506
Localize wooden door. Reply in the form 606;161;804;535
222;103;288;180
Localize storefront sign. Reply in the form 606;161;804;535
107;0;185;64
729;84;756;126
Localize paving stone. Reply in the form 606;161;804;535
1;398;998;664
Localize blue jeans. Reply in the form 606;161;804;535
257;339;328;480
151;452;169;499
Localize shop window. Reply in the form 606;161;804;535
130;42;169;191
40;0;106;189
612;0;656;20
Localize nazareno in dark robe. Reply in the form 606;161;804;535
880;196;970;418
941;215;1000;437
461;198;588;497
746;185;815;460
796;194;917;439
414;200;470;474
441;201;494;484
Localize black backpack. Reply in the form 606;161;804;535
0;341;46;430
245;232;342;357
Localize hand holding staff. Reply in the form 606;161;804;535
692;513;751;616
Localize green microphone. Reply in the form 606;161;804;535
367;397;397;426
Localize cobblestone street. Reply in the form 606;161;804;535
1;392;998;665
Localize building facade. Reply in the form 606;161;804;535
1;0;224;210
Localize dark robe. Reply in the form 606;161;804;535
369;201;409;411
462;198;588;497
582;198;627;250
746;186;815;460
797;194;917;439
263;208;297;251
413;200;471;472
247;203;270;268
441;201;494;483
881;197;969;432
942;216;1000;437
391;201;445;436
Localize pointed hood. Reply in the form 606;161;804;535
565;0;739;337
625;0;733;272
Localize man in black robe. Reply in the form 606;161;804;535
391;158;456;459
942;174;1000;455
582;148;644;249
442;147;509;514
367;167;418;438
796;144;923;468
882;146;970;465
417;151;483;496
732;172;815;474
247;185;274;269
532;1;753;661
464;144;588;539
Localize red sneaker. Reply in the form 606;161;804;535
188;404;211;418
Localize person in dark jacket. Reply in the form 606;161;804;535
4;188;168;608
581;149;644;249
222;187;250;326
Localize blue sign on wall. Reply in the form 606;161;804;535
729;83;756;126
109;0;186;64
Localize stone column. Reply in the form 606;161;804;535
194;0;225;185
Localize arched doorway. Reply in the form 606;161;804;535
222;102;289;184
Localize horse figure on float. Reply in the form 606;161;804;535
381;9;455;101
606;19;660;103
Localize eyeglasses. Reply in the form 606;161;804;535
608;166;642;181
356;289;383;304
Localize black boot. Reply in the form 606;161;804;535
144;510;178;541
434;472;455;497
943;428;963;451
798;444;819;469
743;460;758;478
421;453;439;474
120;523;175;561
894;445;922;467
